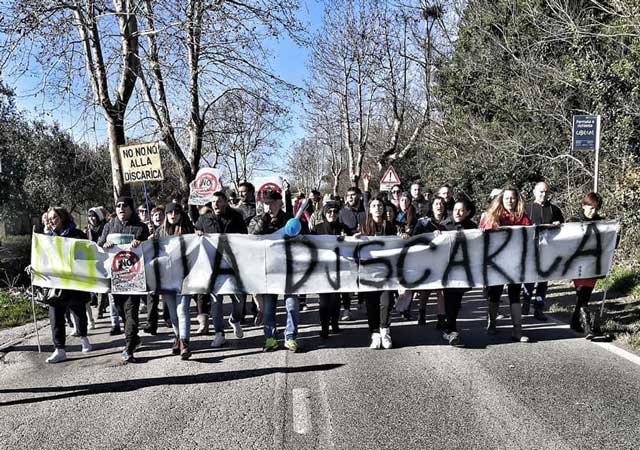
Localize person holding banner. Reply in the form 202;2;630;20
312;201;352;338
86;207;108;322
98;196;150;363
44;207;93;363
339;175;371;321
523;182;565;320
412;196;448;327
194;191;248;348
153;202;195;359
358;196;400;349
395;192;417;235
249;190;302;352
569;192;604;340
479;187;531;343
440;198;477;346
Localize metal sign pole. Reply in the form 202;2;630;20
593;115;601;193
30;273;42;353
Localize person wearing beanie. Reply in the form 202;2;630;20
98;195;150;363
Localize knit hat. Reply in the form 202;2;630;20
88;207;105;222
322;201;340;214
262;190;282;201
115;196;134;209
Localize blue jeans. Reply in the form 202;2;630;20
211;294;246;335
160;293;191;339
263;294;299;340
108;294;121;328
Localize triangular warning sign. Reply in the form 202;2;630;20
380;165;401;185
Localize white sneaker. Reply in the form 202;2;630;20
89;321;96;330
46;348;67;363
380;328;393;349
369;332;381;349
341;310;352;321
80;336;92;353
229;317;243;339
442;331;460;346
210;332;226;348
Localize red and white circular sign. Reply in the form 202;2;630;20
111;251;143;281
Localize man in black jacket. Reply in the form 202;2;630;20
98;196;150;363
523;182;565;321
233;181;257;226
196;191;248;347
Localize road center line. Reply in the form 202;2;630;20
292;388;312;435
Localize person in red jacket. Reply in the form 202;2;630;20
479;186;531;342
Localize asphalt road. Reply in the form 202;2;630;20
1;289;640;450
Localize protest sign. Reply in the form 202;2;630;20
189;168;222;205
31;221;619;296
111;249;147;294
119;142;164;184
254;176;283;203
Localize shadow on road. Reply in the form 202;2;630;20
0;362;344;407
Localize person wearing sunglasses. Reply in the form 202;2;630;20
312;201;352;338
98;196;150;363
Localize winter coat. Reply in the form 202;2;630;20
525;201;564;225
195;208;248;234
413;216;447;235
248;209;294;235
313;220;352;236
233;202;257;226
97;215;150;247
442;217;477;231
479;211;532;231
49;224;90;304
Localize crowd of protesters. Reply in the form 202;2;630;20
38;176;609;364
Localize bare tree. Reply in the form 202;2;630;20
1;0;141;200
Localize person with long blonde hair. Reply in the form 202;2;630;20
479;186;531;342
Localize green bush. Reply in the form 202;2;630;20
597;267;640;297
0;289;47;328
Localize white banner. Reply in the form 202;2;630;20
31;221;619;295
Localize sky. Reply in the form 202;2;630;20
8;0;325;171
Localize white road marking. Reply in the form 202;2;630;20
592;341;640;368
292;388;312;435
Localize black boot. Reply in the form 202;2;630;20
533;301;548;321
570;303;583;332
436;314;447;331
330;318;341;334
418;308;426;326
579;306;594;340
522;298;531;316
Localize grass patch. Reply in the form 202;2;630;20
548;303;573;314
0;289;47;328
616;332;640;349
0;234;31;256
597;267;640;298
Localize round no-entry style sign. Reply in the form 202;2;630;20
189;168;222;205
257;182;282;203
111;251;143;282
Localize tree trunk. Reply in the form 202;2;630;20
107;114;129;201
